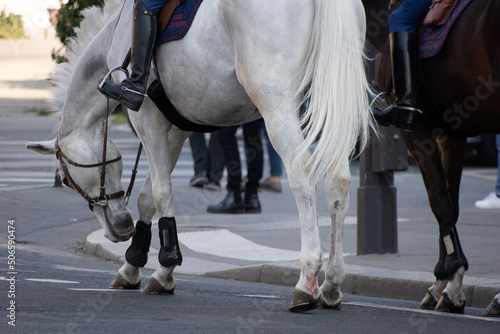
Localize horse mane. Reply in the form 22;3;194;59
50;0;123;115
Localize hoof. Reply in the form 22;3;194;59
482;299;500;317
288;289;319;313
434;293;465;314
142;276;175;295
319;296;341;310
318;287;342;309
420;292;438;310
109;272;140;289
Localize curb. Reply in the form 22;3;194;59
85;229;500;309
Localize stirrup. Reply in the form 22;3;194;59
98;66;148;98
370;92;393;110
98;66;129;90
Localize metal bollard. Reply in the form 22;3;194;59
357;126;407;254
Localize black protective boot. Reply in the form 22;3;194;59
98;1;157;111
207;190;245;214
371;32;423;131
125;220;152;267
158;217;183;267
244;191;261;214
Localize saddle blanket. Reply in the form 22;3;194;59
158;0;204;45
419;0;472;59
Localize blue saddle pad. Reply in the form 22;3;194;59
419;0;472;59
157;0;204;45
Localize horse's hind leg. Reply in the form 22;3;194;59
318;161;350;309
110;172;156;289
258;111;322;312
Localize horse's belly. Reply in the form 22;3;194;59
153;0;261;127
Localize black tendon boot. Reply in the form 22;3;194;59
244;190;261;214
371;31;423;131
158;217;183;267
442;226;469;275
207;190;245;214
125;220;152;267
98;1;157;111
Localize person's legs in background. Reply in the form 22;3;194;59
260;122;283;192
475;134;500;209
242;119;263;212
188;132;209;187
205;131;225;191
207;125;245;213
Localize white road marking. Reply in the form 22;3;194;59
237;294;282;299
68;288;138;292
53;264;116;274
179;229;301;262
25;278;80;284
344;301;500;322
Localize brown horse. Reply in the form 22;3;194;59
362;0;500;316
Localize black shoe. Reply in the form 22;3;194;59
371;31;423;131
244;192;261;214
97;1;157;111
189;173;209;187
207;191;245;214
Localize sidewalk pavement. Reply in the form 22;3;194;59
0;38;61;115
85;168;500;309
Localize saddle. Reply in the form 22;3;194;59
423;0;458;27
389;0;458;27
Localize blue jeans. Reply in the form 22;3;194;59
388;0;433;34
261;123;283;177
140;0;167;12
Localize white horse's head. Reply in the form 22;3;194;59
27;136;135;242
24;0;135;242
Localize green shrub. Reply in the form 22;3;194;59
52;0;103;62
0;9;27;39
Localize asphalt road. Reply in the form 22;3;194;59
2;237;500;334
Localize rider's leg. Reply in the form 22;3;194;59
371;0;432;131
98;1;161;111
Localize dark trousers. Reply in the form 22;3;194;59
189;132;225;185
217;119;263;193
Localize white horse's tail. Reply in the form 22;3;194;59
297;0;375;181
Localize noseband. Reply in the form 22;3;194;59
55;109;124;211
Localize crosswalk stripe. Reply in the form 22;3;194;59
0;132;198;192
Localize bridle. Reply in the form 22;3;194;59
55;105;126;211
56;40;145;212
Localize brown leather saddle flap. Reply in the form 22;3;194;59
423;0;458;27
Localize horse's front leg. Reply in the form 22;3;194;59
138;119;190;294
110;172;156;289
402;132;468;313
318;161;350;310
483;293;500;317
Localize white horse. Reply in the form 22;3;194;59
27;0;373;311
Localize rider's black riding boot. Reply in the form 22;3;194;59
98;1;157;111
371;31;423;131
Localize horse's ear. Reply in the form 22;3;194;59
26;138;57;156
